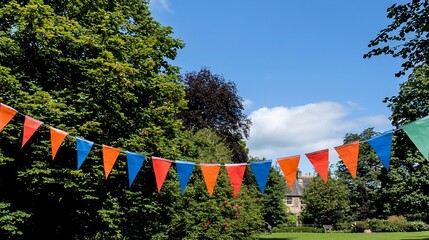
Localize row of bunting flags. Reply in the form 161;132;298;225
1;103;429;197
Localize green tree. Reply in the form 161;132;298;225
301;175;350;227
179;67;252;163
364;0;429;77
260;164;290;227
379;65;429;222
151;129;265;240
335;128;385;221
0;0;186;238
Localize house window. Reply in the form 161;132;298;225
286;196;293;205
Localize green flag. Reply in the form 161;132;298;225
402;116;429;160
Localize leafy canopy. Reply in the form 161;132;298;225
0;0;186;238
364;0;429;77
179;67;252;163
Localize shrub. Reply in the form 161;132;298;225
351;221;369;233
272;225;324;233
334;222;353;231
368;218;429;232
406;221;429;232
387;215;407;223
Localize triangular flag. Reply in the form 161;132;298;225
102;145;121;179
368;130;393;170
200;164;221;196
175;160;195;194
0;103;17;131
305;149;329;183
250;160;272;193
225;163;247;197
334;141;360;178
21;116;43;148
402;116;429;160
76;137;93;169
126;151;145;187
277;155;300;190
151;157;172;192
50;128;68;160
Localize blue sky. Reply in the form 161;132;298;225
149;0;408;175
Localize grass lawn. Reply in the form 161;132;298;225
258;231;429;240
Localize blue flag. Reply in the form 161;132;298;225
76;137;94;169
368;130;393;170
250;160;272;193
126;151;146;187
175;160;195;194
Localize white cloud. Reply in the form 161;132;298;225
346;100;365;110
149;0;174;13
246;101;392;173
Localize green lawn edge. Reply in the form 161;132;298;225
258;231;429;240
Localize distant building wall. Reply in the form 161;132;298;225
285;171;313;217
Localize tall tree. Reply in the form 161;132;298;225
260;167;290;227
380;65;429;222
335;128;385;221
179;67;251;163
0;0;186;238
301;175;350;227
364;0;429;77
155;128;265;240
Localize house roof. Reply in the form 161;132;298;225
286;180;303;197
285;176;313;197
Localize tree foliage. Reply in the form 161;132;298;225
259;164;290;227
301;175;350;226
139;128;265;240
0;1;275;238
179;67;251;163
335;128;385;221
0;0;187;238
364;0;429;77
379;65;429;222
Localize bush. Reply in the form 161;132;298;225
368;218;429;232
334;222;353;231
387;215;407;223
272;225;324;233
351;221;369;233
406;221;429;232
369;218;396;232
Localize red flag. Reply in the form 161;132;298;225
22;116;43;148
277;155;300;189
152;157;172;192
225;163;247;197
0;103;17;131
50;128;68;160
200;164;221;196
334;141;360;178
305;149;329;183
102;145;121;179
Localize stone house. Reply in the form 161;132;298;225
285;171;313;217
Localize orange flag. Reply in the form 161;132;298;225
200;164;221;196
277;155;300;190
225;163;247;197
0;103;17;131
334;141;360;178
22;116;43;148
305;149;329;183
102;145;121;179
151;157;172;192
50;128;68;160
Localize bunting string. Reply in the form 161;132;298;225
0;102;426;196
